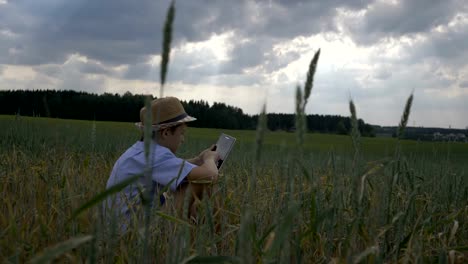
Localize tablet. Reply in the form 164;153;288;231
212;133;236;170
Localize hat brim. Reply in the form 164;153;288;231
135;115;197;131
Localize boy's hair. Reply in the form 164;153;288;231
140;124;183;141
164;123;183;135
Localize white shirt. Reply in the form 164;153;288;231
105;141;196;223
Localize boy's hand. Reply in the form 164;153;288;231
201;149;219;163
187;146;220;183
198;145;217;161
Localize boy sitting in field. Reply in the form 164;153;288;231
105;97;219;230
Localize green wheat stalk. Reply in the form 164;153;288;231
295;85;305;146
254;103;267;164
296;49;320;147
303;49;321;110
249;103;267;204
143;1;176;261
349;99;360;156
396;93;414;140
160;0;175;98
30;235;93;263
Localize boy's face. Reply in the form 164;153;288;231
161;123;187;153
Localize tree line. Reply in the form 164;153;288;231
0;90;375;136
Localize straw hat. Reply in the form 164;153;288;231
135;97;196;131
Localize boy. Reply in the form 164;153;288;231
105;96;219;229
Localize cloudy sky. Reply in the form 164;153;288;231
1;0;467;128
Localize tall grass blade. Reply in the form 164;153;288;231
254;104;267;164
397;94;414;139
249;103;267;200
349;99;360;156
155;211;193;228
303;49;321;109
295;85;305;146
30;235;93;264
295;158;312;181
141;96;154;264
448;220;459;246
70;174;141;220
160;0;175;96
236;210;253;262
264;202;300;261
143;97;153;165
358;162;386;205
353;245;379;264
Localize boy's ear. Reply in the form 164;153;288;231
161;128;169;137
155;129;164;140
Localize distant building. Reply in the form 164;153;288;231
448;133;456;141
433;132;443;141
456;133;466;142
433;132;467;142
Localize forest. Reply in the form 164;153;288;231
0;90;376;136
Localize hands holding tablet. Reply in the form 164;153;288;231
192;133;236;170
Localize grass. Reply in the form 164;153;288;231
1;114;467;263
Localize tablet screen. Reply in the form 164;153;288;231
214;133;236;170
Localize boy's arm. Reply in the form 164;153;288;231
187;151;219;182
186;145;216;166
187;157;203;166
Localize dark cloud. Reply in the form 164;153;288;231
35;56;114;79
410;20;468;67
0;0;261;65
218;38;272;74
204;73;264;87
256;0;371;37
80;61;112;75
0;0;169;65
0;0;371;67
368;0;458;33
123;63;155;80
460;80;468;88
2;0;464;79
56;70;107;94
414;90;468;116
35;65;61;77
347;0;466;44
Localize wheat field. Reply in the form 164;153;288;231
1;115;467;263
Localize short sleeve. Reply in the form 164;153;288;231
152;153;196;191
